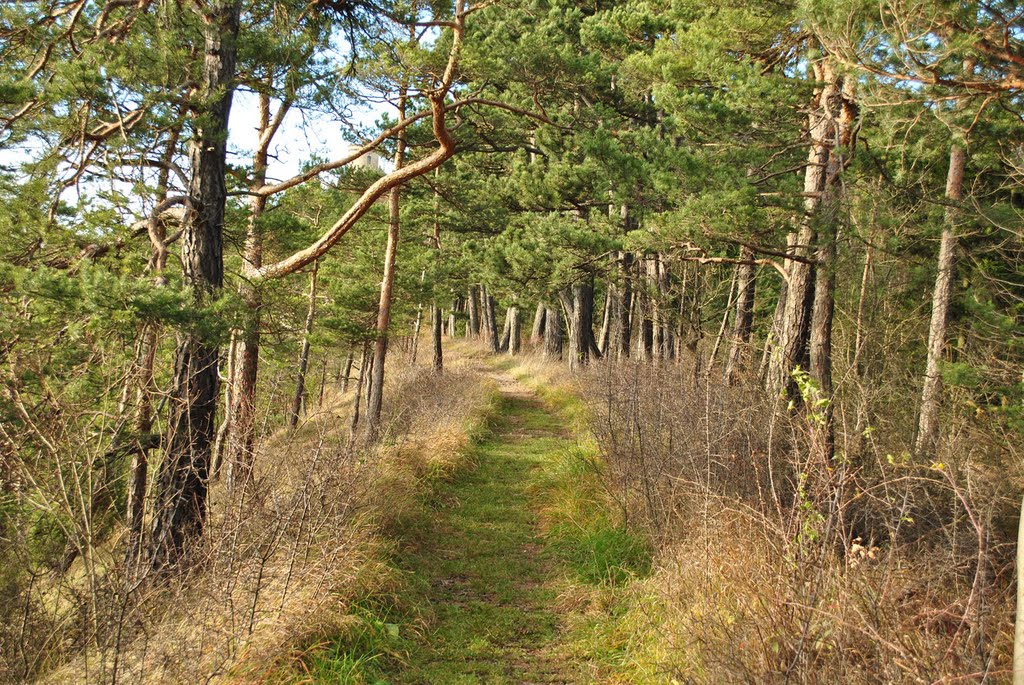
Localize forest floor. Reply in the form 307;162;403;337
300;361;638;684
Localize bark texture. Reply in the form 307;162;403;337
431;304;443;372
467;285;480;338
569;280;594;371
530;302;546;343
765;59;856;406
915;144;966;456
148;0;240;569
543;304;563;360
509;306;521;355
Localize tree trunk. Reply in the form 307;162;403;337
317;358;328;408
431;304;443;372
364;350;374;410
225;81;292;488
569;280;594;371
227;311;259;489
617;251;633;360
531;302;546;343
147;0;239;570
709;266;739;369
341;348;354;392
637;268;654;363
411;307;424;363
725;248;757;385
483;289;499;353
656;256;672;362
759;235;792;383
349;341;370;444
509;306;521;355
499;307;512;351
650;258;663;365
543;304;563;360
810;222;837;461
478;286;490;347
467;285;480;338
289;261;318;430
1014;492;1024;685
809;66;856;462
211;335;236;479
125;323;159;574
765;60;855;403
598;286;612;355
766;228;814;399
126;127;181;573
365;88;407;443
915;143;966;456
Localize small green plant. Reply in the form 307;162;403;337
791;366;831;425
299;602;406;684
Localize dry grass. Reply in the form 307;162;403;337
31;353;497;684
568;359;1018;684
492;348;1018;684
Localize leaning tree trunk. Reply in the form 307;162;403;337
365;88;407;443
543;304;563;360
288;261;319;430
915;143;966;456
148;0;240;570
709;265;738;369
724;248;757;385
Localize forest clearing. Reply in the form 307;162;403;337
1;0;1023;682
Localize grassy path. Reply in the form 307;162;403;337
380;387;578;684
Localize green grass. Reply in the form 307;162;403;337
305;372;655;684
378;394;575;684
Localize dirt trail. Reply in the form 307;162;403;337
381;378;580;684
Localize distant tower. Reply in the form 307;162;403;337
346;144;384;173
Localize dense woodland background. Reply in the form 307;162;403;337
0;0;1022;682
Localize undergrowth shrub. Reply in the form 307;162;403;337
9;363;494;684
574;360;1018;684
